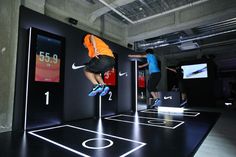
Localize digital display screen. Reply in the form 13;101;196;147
104;68;116;86
181;63;208;79
35;35;62;82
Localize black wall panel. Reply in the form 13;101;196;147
116;46;133;113
25;27;65;130
13;6;134;130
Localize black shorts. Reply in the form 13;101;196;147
85;55;115;74
178;81;186;92
148;72;161;92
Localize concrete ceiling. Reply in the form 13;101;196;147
30;0;236;50
23;0;236;69
100;0;208;24
87;0;236;45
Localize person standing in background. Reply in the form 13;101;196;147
166;66;187;106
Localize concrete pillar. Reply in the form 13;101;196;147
0;0;20;133
22;0;46;14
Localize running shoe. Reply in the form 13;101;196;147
88;84;103;96
100;85;110;96
150;98;161;109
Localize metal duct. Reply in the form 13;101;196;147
137;29;236;49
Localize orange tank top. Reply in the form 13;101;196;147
83;34;114;58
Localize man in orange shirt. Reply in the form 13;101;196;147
82;34;115;96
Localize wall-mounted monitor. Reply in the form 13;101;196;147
34;34;62;82
29;27;64;83
181;63;208;79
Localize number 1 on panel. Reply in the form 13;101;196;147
45;91;49;105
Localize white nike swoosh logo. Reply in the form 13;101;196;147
72;63;85;70
119;72;128;77
164;96;172;100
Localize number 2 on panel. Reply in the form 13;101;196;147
141;92;144;99
45;91;49;105
108;91;112;101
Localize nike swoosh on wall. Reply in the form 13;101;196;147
164;96;172;99
119;72;128;76
72;63;85;70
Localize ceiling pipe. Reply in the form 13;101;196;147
200;38;236;48
197;21;236;32
137;29;236;49
198;25;236;32
164;42;236;60
98;0;209;24
198;17;236;29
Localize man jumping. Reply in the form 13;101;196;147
82;34;115;96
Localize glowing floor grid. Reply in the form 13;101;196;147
0;110;220;157
28;125;146;157
105;114;184;129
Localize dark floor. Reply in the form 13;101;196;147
0;110;220;157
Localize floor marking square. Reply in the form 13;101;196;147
28;125;146;157
105;114;184;129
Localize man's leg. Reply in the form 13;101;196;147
154;92;160;99
150;92;158;99
95;73;110;96
84;70;98;85
151;91;161;107
180;92;187;107
182;92;187;100
84;70;103;96
95;74;105;85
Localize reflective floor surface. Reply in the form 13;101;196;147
0;109;220;157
